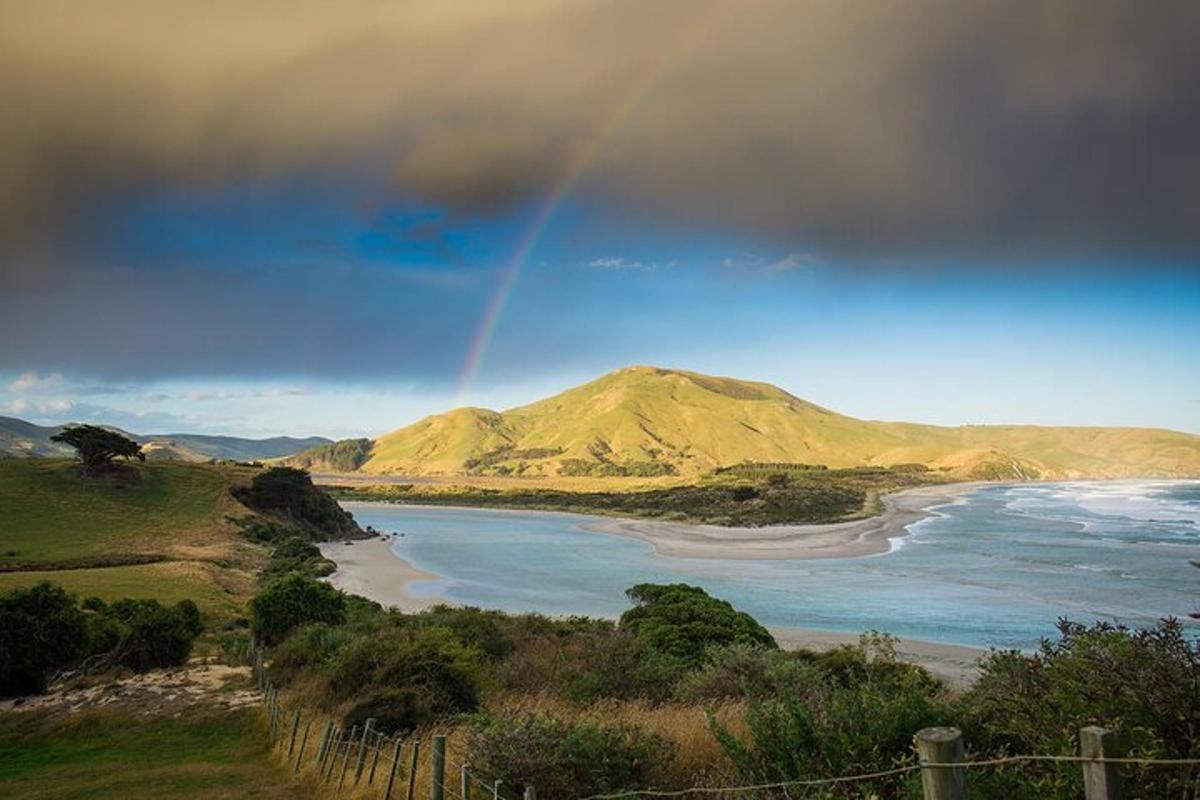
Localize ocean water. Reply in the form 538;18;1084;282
342;481;1200;650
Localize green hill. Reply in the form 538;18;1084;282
0;416;329;462
0;459;261;614
331;366;1200;480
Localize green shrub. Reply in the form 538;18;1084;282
466;713;672;800
794;632;939;693
232;467;361;540
267;623;356;685
327;626;482;731
343;688;437;735
957;618;1200;796
711;669;946;798
619;583;776;667
250;573;346;645
263;536;335;579
0;582;87;696
0;585;204;694
235;516;302;544
674;644;826;702
99;598;202;671
407;605;513;660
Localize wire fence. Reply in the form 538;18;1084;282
230;640;1200;800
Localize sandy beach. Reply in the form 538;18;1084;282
320;537;445;611
580;482;983;560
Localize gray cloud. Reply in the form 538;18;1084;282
1;0;1198;262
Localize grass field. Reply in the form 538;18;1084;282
0;561;246;616
0;459;262;619
0;459;251;565
0;708;310;799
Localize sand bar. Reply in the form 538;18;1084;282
320;537;444;611
580;482;985;560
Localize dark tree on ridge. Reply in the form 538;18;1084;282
50;424;144;476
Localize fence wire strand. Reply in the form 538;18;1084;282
572;754;1200;800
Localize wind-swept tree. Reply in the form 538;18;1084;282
50;424;144;475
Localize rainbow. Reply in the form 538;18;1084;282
455;2;729;398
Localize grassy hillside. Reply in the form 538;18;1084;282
349;366;1200;480
0;708;307;800
0;416;74;458
0;415;328;462
0;460;261;615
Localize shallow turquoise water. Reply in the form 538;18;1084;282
342;481;1200;649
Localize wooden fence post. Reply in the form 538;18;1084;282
1081;726;1119;800
338;724;359;789
294;719;312;774
287;710;301;758
430;735;446;800
385;737;404;800
368;731;385;785
321;729;340;777
916;727;967;800
405;741;420;800
460;763;471;800
317;723;335;772
491;779;502;800
354;718;375;783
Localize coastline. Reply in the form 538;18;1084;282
319;534;987;687
320;537;445;612
579;481;985;560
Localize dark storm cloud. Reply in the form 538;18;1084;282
2;0;1198;262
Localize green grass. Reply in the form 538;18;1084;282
0;459;263;619
0;459;244;566
0;707;309;799
0;562;245;617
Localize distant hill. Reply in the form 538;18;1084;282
298;366;1200;480
0;416;329;463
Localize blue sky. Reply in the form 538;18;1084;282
2;2;1198;438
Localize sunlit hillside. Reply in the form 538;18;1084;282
315;366;1200;480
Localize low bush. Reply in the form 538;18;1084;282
267;622;357;685
466;713;673;800
0;584;205;695
0;582;87;696
957;618;1200;796
674;644;826;702
232;467;362;540
95;598;204;672
250;573;346;645
263;536;335;579
326;626;482;732
343;687;439;735
405;605;513;660
619;583;776;667
711;668;946;797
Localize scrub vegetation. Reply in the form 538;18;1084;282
326;465;933;526
241;574;1200;798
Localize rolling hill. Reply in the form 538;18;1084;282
291;366;1200;481
0;416;329;463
